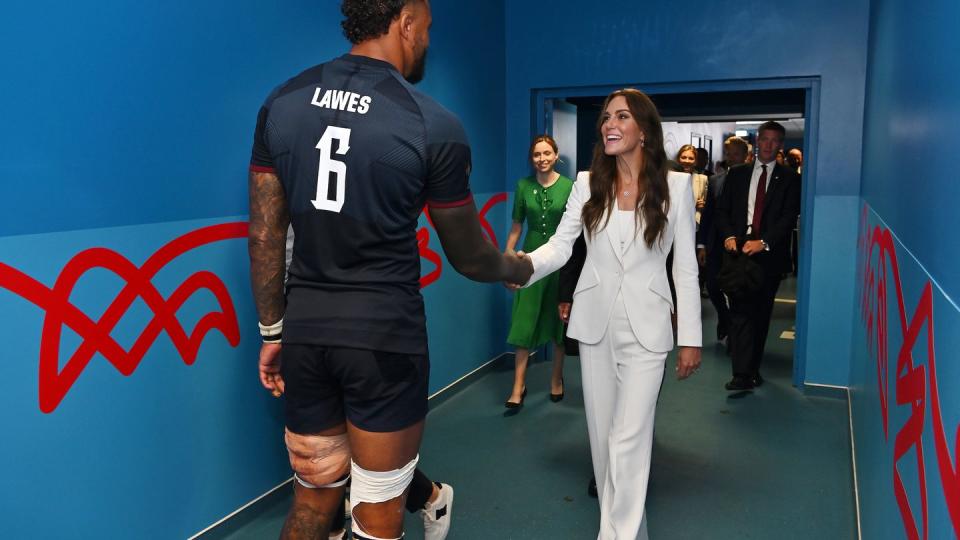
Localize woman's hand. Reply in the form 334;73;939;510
675;346;702;379
502;250;528;290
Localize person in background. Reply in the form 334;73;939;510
695;146;714;177
676;144;708;224
714;121;801;391
503;135;574;408
786;148;803;274
697;136;749;344
787;148;803;174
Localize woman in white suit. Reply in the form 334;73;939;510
519;89;702;539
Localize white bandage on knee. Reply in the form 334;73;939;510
285;428;351;489
350;454;419;507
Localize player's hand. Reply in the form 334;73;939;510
258;342;284;397
696;247;706;267
558;302;572;323
675;346;702;380
724;237;738;252
504;250;533;289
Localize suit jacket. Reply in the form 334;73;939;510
526;171;702;352
714;162;801;274
558;234;586;303
696;172;728;263
558;234;586;356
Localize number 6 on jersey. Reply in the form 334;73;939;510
312;126;352;213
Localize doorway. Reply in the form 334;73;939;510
536;78;819;387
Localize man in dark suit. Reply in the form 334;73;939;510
714;121;801;391
697;136;749;344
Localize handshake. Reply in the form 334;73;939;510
502;250;533;290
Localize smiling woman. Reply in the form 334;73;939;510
503;135;573;409
519;88;703;539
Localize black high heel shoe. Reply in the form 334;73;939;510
549;378;564;402
504;388;527;409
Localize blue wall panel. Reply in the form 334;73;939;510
0;0;506;536
801;195;859;384
0;218;288;538
851;0;960;536
505;0;871;386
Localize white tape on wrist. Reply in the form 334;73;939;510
259;318;283;343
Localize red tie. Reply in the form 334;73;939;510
751;164;767;238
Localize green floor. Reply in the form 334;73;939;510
216;278;857;539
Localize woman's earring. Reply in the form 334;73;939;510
640;137;646;147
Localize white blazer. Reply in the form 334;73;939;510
525;170;702;352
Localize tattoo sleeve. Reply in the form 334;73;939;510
248;171;289;325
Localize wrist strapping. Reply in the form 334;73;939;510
259;318;283;343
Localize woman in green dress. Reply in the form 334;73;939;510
504;135;574;408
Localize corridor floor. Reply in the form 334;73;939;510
217;278;857;539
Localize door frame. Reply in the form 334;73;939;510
533;77;821;388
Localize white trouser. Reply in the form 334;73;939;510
580;292;665;540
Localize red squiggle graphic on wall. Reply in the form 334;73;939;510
0;223;247;413
859;205;960;539
0;194;508;413
417;192;508;288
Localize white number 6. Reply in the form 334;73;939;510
312;126;352;213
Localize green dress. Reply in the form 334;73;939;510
507;174;575;348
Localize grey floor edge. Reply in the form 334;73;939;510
202;277;857;539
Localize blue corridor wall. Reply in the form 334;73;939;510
505;0;871;387
0;1;505;537
851;0;960;537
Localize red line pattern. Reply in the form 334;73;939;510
417;192;507;288
859;204;960;538
0;194;508;414
0;223;247;413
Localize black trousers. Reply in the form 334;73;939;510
704;249;730;336
728;272;782;377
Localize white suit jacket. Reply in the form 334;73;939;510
525;171;702;352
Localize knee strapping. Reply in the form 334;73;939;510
351;530;403;540
285;428;351;488
350;454;419;507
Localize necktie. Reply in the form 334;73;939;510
751;164;767;238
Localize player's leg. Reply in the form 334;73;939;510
348;420;424;539
329;348;432;539
408;469;454;540
279;344;352;540
281;424;350;540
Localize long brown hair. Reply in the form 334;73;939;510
582;89;670;249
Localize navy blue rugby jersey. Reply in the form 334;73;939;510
250;54;473;354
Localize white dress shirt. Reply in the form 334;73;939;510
747;160;776;236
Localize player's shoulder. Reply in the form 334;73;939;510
260;62;328;109
403;85;467;143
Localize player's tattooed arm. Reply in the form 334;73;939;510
429;203;534;284
248;171;289;324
